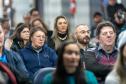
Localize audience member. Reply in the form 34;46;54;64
91;12;104;38
29;8;40;22
43;41;98;84
107;0;126;23
5;24;30;52
49;15;73;50
0;24;30;84
1;18;10;39
18;27;57;79
92;21;118;83
105;42;126;84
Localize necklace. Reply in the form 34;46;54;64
58;35;67;40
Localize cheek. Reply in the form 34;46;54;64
20;33;24;38
63;55;71;64
0;33;4;38
63;55;70;61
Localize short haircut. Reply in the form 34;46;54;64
29;8;38;15
96;21;116;37
1;18;9;24
93;12;102;18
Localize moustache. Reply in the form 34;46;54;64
83;36;90;40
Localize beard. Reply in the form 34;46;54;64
78;36;90;45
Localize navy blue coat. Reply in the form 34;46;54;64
18;44;57;78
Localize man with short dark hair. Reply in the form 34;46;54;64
91;12;104;38
29;8;40;22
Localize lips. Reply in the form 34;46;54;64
67;61;79;67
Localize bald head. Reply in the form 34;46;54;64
75;24;89;33
75;24;90;45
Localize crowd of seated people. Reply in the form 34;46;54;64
0;0;126;83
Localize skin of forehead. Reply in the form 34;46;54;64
75;25;89;33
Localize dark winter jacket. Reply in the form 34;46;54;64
80;46;118;83
18;44;57;79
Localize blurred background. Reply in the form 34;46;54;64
0;0;126;32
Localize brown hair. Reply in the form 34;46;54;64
96;21;116;37
31;18;48;32
29;27;47;42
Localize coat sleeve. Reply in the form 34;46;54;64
11;51;31;83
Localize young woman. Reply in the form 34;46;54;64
49;16;73;50
5;23;30;52
43;41;98;84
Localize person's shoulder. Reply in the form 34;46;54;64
85;70;95;77
43;73;53;84
85;70;98;84
44;44;56;52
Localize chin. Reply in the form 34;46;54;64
66;67;77;74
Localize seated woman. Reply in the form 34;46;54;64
5;23;30;52
43;41;98;84
18;27;57;79
0;24;30;83
49;16;73;50
105;42;126;84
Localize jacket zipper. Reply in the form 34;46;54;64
37;53;41;66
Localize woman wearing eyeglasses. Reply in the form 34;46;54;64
18;27;57;80
43;41;98;84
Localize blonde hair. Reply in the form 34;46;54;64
52;15;72;50
114;42;126;84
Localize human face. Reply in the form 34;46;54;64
20;27;30;41
31;31;46;48
57;18;68;33
24;15;30;24
76;25;90;45
98;26;116;46
0;25;4;47
2;21;10;34
31;11;40;21
33;20;43;28
94;15;102;24
109;0;116;5
63;44;80;74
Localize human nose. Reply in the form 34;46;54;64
71;53;77;59
106;32;111;37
